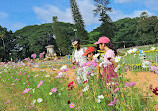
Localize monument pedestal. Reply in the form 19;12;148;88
45;45;57;60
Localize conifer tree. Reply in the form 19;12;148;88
70;0;88;44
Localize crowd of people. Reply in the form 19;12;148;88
71;36;118;86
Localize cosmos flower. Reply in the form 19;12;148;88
37;98;43;103
108;98;117;106
51;87;57;93
31;54;36;59
125;82;135;87
69;103;75;109
115;56;121;62
152;87;158;95
113;88;119;93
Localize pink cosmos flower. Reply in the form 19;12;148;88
31;54;36;59
11;83;15;86
39;53;44;58
37;81;43;88
21;88;30;95
113;88;119;93
24;58;30;62
125;82;135;87
69;103;75;109
108;98;117;106
54;58;57;60
23;72;27;75
20;63;25;66
4;100;10;104
51;87;57;93
71;66;76;70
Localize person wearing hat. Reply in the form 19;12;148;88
94;36;118;85
71;38;89;85
82;47;100;80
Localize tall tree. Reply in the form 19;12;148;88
93;0;114;38
70;0;88;44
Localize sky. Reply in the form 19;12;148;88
0;0;158;32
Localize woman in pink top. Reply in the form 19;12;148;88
94;36;118;85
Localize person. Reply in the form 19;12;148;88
71;38;88;85
94;36;118;85
82;47;100;80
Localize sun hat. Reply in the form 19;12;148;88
71;38;80;46
82;47;95;56
94;36;110;44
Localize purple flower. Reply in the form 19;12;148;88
125;66;129;71
125;82;135;87
113;88;119;93
108;98;117;106
150;65;156;72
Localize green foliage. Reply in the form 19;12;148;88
14;23;55;59
53;22;75;55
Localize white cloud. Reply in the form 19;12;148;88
145;0;158;10
0;11;9;19
33;0;100;26
109;9;155;21
114;0;135;3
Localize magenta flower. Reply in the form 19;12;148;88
20;63;25;66
21;88;30;95
69;103;75;109
31;53;36;59
108;98;117;106
51;87;57;93
113;88;119;93
71;66;76;70
125;82;135;87
4;100;10;104
42;51;45;54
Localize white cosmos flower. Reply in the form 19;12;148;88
150;47;156;51
60;65;67;70
58;72;63;77
96;98;101;103
115;56;121;62
106;83;111;86
142;61;152;68
127;49;132;54
31;99;36;105
45;75;50;77
34;75;38;77
58;93;61;96
37;98;43;103
32;88;35;93
90;73;94;76
98;95;104;99
49;92;52;95
132;48;137;53
82;85;89;92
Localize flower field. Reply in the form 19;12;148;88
0;46;158;111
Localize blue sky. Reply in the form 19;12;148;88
0;0;158;32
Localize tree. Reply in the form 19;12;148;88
70;0;88;44
93;0;114;39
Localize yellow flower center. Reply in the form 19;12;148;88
156;91;158;94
